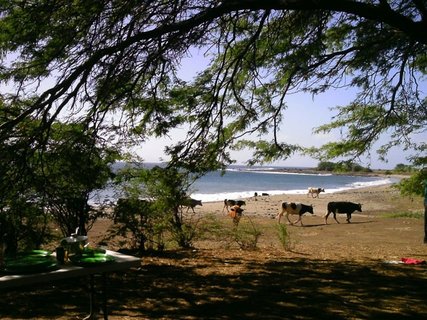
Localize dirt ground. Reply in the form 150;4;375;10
1;184;427;319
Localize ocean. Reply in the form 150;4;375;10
90;163;399;204
190;166;398;202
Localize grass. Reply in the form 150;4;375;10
276;223;294;251
381;211;424;219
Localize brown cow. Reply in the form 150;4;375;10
307;187;325;198
228;205;244;225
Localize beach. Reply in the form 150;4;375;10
89;181;426;262
3;182;427;320
197;183;406;219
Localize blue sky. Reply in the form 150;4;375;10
2;51;423;170
138;51;424;170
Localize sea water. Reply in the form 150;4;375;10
90;163;399;204
190;166;398;202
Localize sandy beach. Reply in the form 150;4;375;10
177;182;427;262
89;181;426;262
198;183;417;220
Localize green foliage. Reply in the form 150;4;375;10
193;213;262;250
393;163;414;173
232;218;262;251
112;198;167;253
0;100;118;251
0;1;425;254
381;211;423;219
276;223;294;252
316;161;336;171
196;214;226;241
0;198;53;255
0;1;425;171
395;169;427;197
316;161;372;173
113;165;200;250
35;122;118;236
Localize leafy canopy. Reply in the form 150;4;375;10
0;0;426;170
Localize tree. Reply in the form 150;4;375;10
0;97;118;248
112;165;200;251
0;1;425;170
36;122;119;236
0;98;55;254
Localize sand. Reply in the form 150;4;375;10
89;182;427;262
198;183;415;220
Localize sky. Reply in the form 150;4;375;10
2;49;424;170
137;50;425;170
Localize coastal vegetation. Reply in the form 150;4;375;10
0;4;426;313
316;161;373;173
0;2;426;318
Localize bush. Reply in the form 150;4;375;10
276;223;294;251
232;218;262;250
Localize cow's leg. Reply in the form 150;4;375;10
346;213;351;223
333;210;340;224
286;213;293;225
277;209;285;223
324;211;330;224
294;215;303;226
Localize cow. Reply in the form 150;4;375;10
223;199;246;212
307;187;325;198
324;201;362;224
228;204;244;225
180;198;202;213
277;202;314;226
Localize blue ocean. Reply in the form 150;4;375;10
91;163;399;204
190;166;398;202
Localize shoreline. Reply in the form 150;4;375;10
191;173;403;204
196;182;413;219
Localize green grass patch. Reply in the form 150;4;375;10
381;211;424;219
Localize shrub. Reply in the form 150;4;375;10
276;223;294;251
232;217;262;250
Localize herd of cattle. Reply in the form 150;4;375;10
182;187;362;226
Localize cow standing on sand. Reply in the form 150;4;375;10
324;201;362;224
228;204;244;225
180;198;202;213
277;202;314;226
223;199;246;212
307;187;325;198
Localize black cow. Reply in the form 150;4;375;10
180;198;202;213
277;202;314;226
325;201;362;224
223;199;246;212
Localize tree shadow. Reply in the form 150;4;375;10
1;251;427;319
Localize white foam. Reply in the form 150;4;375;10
190;177;397;203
